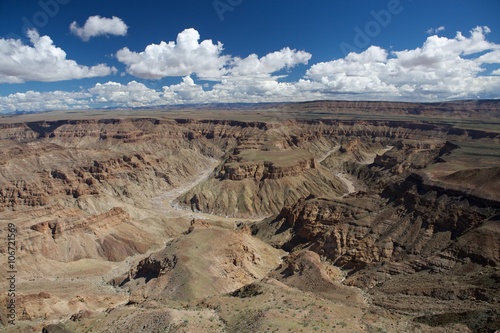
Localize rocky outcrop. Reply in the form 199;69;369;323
267;173;500;288
0;122;40;140
178;167;345;218
218;157;316;181
119;227;284;301
0;155;140;209
371;141;447;173
283;100;500;118
30;220;62;239
0;180;50;208
24;207;153;262
269;250;365;304
129;253;178;283
279;197;374;242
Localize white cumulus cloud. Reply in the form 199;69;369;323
305;26;500;100
116;28;229;80
230;47;312;76
0;90;91;112
162;76;208;103
116;28;312;81
70;16;128;41
160;75;305;105
88;81;162;107
0;30;116;83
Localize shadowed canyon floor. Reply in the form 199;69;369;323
0;100;499;332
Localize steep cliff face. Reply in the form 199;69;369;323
24;207;154;262
218;157;316;181
259;172;499;291
283;100;500;118
0;151;209;211
178;168;346;218
0;122;40;140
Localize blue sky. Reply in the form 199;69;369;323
1;0;500;112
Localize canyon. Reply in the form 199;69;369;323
0;100;499;333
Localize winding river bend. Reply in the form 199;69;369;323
151;159;266;223
152;145;394;221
